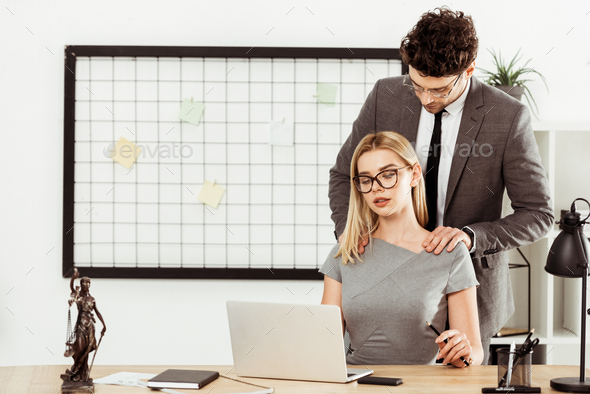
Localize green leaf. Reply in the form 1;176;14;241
476;48;548;118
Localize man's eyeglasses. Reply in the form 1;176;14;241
353;166;411;193
402;72;462;98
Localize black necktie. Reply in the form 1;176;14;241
425;110;445;231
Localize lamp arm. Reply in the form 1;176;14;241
574;225;589;383
574;226;588;269
580;266;587;383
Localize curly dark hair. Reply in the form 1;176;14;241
399;7;478;77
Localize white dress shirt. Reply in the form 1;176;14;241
414;79;476;251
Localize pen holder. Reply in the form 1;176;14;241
497;348;533;388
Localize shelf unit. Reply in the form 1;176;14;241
492;123;590;365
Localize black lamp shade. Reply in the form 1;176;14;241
545;230;590;278
543;199;590;393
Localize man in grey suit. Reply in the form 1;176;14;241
328;7;553;364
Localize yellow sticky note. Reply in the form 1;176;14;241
198;181;225;209
317;83;338;106
178;99;205;126
109;137;141;169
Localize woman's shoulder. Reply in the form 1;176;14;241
424;241;471;266
328;243;341;255
322;243;344;269
324;241;369;268
429;242;477;283
436;241;470;258
448;241;470;257
325;243;342;264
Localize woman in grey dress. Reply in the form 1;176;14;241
321;131;483;367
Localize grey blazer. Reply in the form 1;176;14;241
328;76;554;339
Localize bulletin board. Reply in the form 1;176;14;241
62;45;407;279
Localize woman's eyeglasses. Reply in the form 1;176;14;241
353;166;411;193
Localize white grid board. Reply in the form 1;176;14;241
72;56;402;269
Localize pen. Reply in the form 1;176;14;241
426;322;470;367
523;328;535;346
506;341;516;387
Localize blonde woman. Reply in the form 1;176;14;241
321;131;483;367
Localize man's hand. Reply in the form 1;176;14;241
338;234;369;254
423;226;471;255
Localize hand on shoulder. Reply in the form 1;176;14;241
338;233;369;254
423;226;472;255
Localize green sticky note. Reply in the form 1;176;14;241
178;99;205;126
317;83;338;106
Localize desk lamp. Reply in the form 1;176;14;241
545;198;590;392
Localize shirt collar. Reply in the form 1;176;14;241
444;78;471;117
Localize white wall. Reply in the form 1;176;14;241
1;0;589;367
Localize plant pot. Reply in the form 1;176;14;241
494;85;525;101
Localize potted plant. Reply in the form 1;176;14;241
478;49;548;118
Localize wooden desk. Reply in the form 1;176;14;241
0;365;586;393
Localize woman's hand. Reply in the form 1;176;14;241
435;329;472;368
72;268;80;280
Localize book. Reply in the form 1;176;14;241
147;369;219;389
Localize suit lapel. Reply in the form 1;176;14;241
398;88;422;143
443;78;485;218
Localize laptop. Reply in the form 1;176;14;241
226;300;373;383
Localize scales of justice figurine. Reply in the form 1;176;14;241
61;268;107;393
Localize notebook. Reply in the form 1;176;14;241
147;369;219;389
226;300;373;383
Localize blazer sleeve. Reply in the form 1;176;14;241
329;81;379;238
468;105;554;259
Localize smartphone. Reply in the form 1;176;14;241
357;376;403;386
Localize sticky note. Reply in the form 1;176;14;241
197;181;226;209
110;137;141;169
269;120;294;146
317;83;338;106
178;99;205;126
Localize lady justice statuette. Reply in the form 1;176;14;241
61;268;106;393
